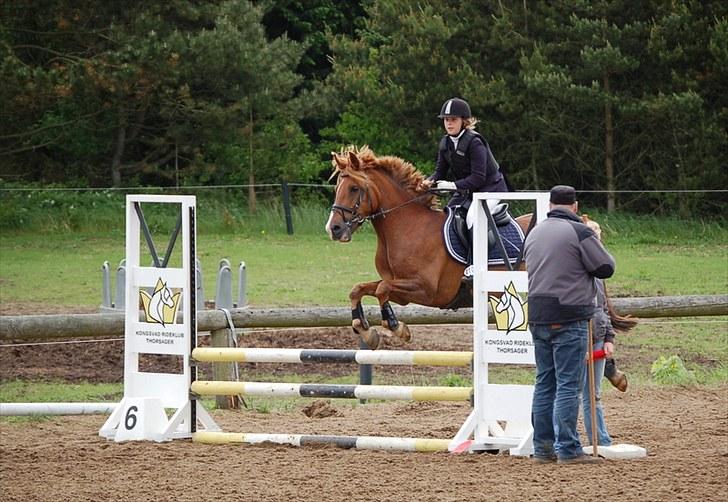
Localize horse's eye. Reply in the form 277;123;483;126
350;186;360;194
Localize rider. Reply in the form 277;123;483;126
423;97;510;206
422;97;510;279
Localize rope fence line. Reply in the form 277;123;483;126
1;184;725;193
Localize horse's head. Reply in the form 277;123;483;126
160;284;175;307
326;145;436;242
326;148;380;242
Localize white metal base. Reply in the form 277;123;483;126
99;397;219;442
449;410;534;456
582;443;647;459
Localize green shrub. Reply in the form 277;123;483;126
439;373;471;387
650;355;697;385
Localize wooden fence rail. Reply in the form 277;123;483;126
0;295;725;341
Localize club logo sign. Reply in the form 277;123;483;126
488;281;528;333
139;278;182;326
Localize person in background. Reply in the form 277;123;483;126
581;216;636;449
582;223;617;448
524;185;615;465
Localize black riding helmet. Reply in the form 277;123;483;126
438;98;471;118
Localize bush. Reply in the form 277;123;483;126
650;355;697;385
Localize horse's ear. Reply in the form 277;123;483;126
331;152;344;168
348;151;361;170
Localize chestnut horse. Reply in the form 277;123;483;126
325;145;531;349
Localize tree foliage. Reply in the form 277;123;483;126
1;0;725;216
318;0;726;213
0;0;314;187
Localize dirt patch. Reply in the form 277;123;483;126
1;387;726;502
1;309;727;501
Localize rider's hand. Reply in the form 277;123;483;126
418;179;434;191
603;341;615;358
435;180;457;191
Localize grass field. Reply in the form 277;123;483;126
0;211;726;308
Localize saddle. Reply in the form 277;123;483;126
443;202;523;268
450;202;513;255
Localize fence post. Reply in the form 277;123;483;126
358;338;373;403
209;327;237;409
281;181;294;235
215;260;233;310
237;261;247;307
101;261;112;308
114;259;126;310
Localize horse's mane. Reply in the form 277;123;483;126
331;145;438;210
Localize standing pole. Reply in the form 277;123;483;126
587;320;599;457
281;182;294;235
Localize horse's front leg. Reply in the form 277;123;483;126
374;278;437;345
380;301;411;343
349;281;384;350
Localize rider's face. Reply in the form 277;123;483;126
443;116;463;135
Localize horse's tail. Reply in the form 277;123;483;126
606;290;638;333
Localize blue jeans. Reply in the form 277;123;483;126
531;321;588;460
582;340;612;446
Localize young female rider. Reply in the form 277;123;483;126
421;97;509;207
421;98;511;280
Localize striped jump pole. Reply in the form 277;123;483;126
190;381;472;402
193;431;451;452
191;347;473;366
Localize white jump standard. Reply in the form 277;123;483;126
100;194;219;442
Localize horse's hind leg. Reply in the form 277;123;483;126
381;301;411;343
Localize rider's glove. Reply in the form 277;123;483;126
435;180;457;191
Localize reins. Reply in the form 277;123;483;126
331;189;433;230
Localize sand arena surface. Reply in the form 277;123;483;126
1;320;727;501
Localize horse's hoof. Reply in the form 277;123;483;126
386;321;411;343
360;327;381;350
352;318;365;334
353;321;381;350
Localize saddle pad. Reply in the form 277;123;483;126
443;206;525;266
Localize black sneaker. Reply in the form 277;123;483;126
532;455;557;464
557;454;603;465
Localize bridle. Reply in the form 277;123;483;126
330;181;433;231
330;187;370;230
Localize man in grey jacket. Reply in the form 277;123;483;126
524;185;615;464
